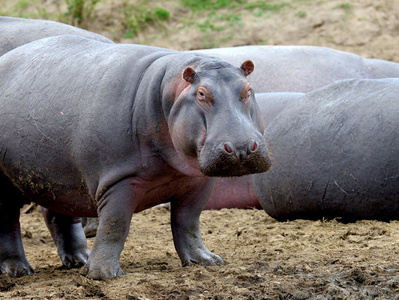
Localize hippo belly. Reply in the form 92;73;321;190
254;78;399;221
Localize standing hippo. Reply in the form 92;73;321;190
194;45;399;92
0;35;271;279
0;16;113;56
254;78;399;221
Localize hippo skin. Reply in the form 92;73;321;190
254;78;399;221
194;46;399;93
0;16;113;57
0;35;271;279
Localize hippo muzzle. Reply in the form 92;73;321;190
198;134;271;177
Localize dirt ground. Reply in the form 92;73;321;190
1;0;399;299
1;206;399;299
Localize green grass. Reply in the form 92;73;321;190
65;0;100;25
295;10;307;18
181;0;243;11
0;0;293;49
336;2;352;19
122;4;170;38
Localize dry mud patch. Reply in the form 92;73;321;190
1;207;399;299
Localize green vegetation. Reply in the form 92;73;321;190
336;2;352;19
0;0;292;48
65;0;100;25
121;3;170;38
295;10;307;18
180;0;243;11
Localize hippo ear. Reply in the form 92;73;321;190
183;66;196;83
240;60;254;76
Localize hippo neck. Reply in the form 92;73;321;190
132;53;213;177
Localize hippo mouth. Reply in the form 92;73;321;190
198;144;271;177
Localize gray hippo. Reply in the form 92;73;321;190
0;35;271;279
194;46;399;92
0;16;113;56
254;78;399;221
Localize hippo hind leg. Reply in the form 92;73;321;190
0;173;35;277
41;207;90;269
81;217;99;238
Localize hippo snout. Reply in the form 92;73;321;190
223;139;259;162
199;138;271;177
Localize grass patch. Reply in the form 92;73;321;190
181;0;243;11
121;2;170;38
65;0;100;25
336;2;352;19
295;10;307;18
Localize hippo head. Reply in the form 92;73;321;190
167;58;271;177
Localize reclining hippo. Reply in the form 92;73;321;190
0;16;113;56
0;35;271;279
254;78;399;221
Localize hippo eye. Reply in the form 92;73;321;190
243;88;252;102
197;88;207;101
246;89;252;98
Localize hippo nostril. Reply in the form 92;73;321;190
251;141;258;152
224;143;233;154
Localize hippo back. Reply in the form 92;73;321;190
0;16;113;56
194;45;399;93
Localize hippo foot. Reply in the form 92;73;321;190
0;259;35;278
83;217;99;238
180;249;223;267
60;248;90;269
80;260;124;280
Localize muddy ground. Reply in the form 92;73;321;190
1;0;399;299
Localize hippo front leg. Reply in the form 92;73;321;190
41;207;89;269
170;178;223;267
80;178;136;280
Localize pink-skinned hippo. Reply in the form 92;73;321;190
0;35;271;279
254;78;399;221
